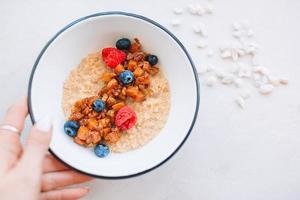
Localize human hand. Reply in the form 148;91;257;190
0;97;93;200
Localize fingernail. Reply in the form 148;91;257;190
35;116;52;132
84;187;90;192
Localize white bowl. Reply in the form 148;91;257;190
28;11;200;179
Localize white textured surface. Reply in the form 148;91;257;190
1;0;300;199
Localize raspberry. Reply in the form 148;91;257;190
101;47;126;68
102;47;115;58
115;106;137;130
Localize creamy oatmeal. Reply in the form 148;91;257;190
62;39;170;154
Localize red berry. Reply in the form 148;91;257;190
101;47;126;69
115;106;137;130
102;47;115;58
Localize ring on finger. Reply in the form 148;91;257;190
0;124;20;135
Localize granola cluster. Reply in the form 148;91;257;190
64;38;160;151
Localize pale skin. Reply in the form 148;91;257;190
0;97;93;200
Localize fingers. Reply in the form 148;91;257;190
40;187;90;200
0;97;28;173
41;170;92;192
0;96;28;131
17;117;52;175
43;154;69;173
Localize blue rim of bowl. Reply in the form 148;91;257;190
27;11;200;179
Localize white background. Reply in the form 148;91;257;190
1;0;300;199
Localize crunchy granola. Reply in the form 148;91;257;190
62;38;170;155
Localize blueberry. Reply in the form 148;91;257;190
119;70;134;85
94;144;110;158
92;99;106;112
116;38;131;50
64;120;80;137
146;54;159;66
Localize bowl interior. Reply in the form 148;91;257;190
29;13;199;178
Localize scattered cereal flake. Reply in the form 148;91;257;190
239;89;251;99
196;40;208;48
200;29;208;37
193;25;202;33
238;64;252;78
171;19;181;27
253;73;261;82
253;66;270;75
259;84;274;95
232;22;242;31
221;74;235;84
201;28;208;37
233;78;244;88
254;81;262;88
244;42;259;55
231;49;239;61
187;4;198;15
205;4;214;14
261;67;270;76
279;78;289;85
238;70;251;78
261;75;269;84
268;76;280;86
204;76;217;87
195;5;205;15
247;29;254;37
199;20;289;105
233;31;242;39
173;7;184;15
253;66;263;73
235;96;246;109
237;49;246;57
207;49;214;57
193;24;208;36
221;50;232;59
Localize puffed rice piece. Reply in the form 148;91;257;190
187;4;198;15
279;78;289;85
173;7;184;15
259;84;274;95
221;50;232;59
193;24;208;36
195;5;205;15
171;19;181;27
221;74;234;84
235;96;246;109
204;76;217;87
205;4;214;14
233;78;244;88
196;40;208;48
268;76;280;86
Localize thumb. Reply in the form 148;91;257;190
18;117;52;173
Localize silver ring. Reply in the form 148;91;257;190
0;124;20;135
